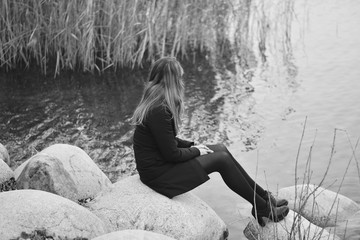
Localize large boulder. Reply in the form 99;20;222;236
88;175;228;240
0;158;15;192
15;144;112;201
16;153;79;201
0;189;108;240
0;158;14;184
243;210;340;240
92;230;177;240
277;184;360;227
0;143;10;166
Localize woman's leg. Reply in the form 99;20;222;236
196;151;267;209
207;144;267;198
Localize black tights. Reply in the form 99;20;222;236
196;144;267;209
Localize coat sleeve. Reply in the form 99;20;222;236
176;137;195;148
147;106;200;162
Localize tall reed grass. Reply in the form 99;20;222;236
0;0;250;76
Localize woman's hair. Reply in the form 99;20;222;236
131;57;185;133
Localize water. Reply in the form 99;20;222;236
1;0;360;239
0;70;145;180
194;0;360;239
246;0;360;198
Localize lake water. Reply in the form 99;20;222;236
0;0;359;239
193;0;360;239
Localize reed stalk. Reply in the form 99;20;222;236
271;126;358;239
247;117;360;239
0;0;250;76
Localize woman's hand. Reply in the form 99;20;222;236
193;144;214;156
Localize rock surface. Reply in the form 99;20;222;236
0;158;16;192
0;189;108;240
243;210;340;240
92;230;177;240
0;143;10;166
0;158;14;184
88;175;228;240
16;153;79;201
277;184;360;227
15;144;112;201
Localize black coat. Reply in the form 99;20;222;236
133;105;209;198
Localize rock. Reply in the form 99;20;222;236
243;210;340;240
88;175;228;240
92;230;177;240
0;158;16;192
277;184;360;227
0;158;14;184
15;144;112;201
0;143;10;166
16;153;79;201
0;189;108;240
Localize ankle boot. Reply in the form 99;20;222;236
263;191;288;207
251;201;289;227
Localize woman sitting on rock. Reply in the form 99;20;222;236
131;57;289;227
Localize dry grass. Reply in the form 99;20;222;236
0;0;251;76
249;118;360;240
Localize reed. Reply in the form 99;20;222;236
0;0;250;76
251;120;360;240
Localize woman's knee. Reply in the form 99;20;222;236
197;151;233;173
216;151;234;170
207;143;228;153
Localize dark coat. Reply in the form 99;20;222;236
133;105;209;198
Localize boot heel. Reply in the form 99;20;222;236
251;202;290;227
256;215;265;227
252;207;266;227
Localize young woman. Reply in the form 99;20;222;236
131;57;289;227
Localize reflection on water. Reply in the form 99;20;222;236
0;69;145;181
195;0;360;239
246;0;360;199
0;56;257;183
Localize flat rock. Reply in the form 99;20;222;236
277;184;360;227
243;210;340;240
0;143;10;166
0;189;108;240
15;144;112;201
88;175;228;240
0;158;14;184
92;230;176;240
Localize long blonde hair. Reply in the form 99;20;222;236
131;57;185;133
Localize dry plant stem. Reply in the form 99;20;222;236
292;116;307;234
342;220;349;240
344;131;360;183
252;149;260;227
336;130;359;196
295;150;330;238
310;130;349;229
288;126;358;240
246;118;356;238
303;129;317;185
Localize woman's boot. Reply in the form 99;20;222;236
263;191;288;207
251;201;289;227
